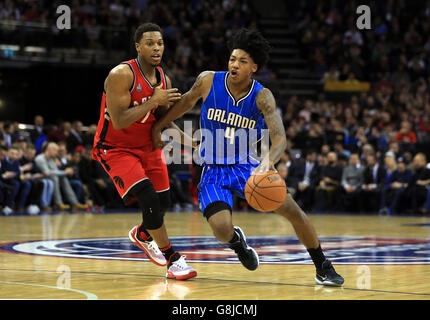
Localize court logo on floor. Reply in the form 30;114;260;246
1;236;430;265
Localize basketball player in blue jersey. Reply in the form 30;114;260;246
152;29;344;286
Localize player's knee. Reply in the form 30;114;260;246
203;201;234;242
212;223;234;243
275;194;307;224
157;190;171;214
129;180;164;230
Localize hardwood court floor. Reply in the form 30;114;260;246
0;210;430;300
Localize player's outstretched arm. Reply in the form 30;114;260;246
105;65;181;130
155;75;197;148
152;71;214;149
256;88;287;172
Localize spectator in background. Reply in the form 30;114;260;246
82;124;97;147
1;122;14;149
340;153;363;212
322;65;340;83
0;146;31;214
279;151;292;168
67;121;85;153
78;147;122;211
57;142;84;203
358;153;387;213
378;152;396;213
276;162;296;197
10;122;30;144
19;144;54;214
35;142;87;211
380;157;413;215
360;143;375;162
314;152;343;211
337;153;349;168
368;126;390;154
1;145;13;211
387;141;401;159
333;138;351;159
396;121;417;153
303;124;325;151
167;150;194;210
290;149;320;211
1;146;18;215
28;115;47;154
383;152;397;183
417;114;430;142
409;153;430;214
47;121;70;144
320;144;330;157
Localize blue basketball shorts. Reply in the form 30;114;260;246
197;163;259;215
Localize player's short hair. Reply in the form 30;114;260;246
134;23;163;43
228;28;271;70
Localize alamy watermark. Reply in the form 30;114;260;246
160;121;270;165
54;4;372;32
56;5;71;30
356;5;371;30
56;264;71;289
356;265;371;289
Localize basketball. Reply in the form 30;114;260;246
245;171;287;212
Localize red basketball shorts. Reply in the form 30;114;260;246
93;146;170;204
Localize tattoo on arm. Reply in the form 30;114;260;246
257;88;287;163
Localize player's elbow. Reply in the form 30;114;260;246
111;118;126;130
110;114;130;130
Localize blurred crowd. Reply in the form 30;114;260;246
274;149;430;215
1;0;430;215
0;117;122;215
291;0;430;82
264;0;430;215
0;0;257;90
0;116;200;215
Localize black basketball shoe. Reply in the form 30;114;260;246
228;226;259;271
315;259;344;286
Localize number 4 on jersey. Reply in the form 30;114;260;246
225;126;235;144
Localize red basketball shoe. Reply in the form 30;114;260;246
128;225;166;266
166;255;197;280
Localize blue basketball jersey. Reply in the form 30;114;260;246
198;71;266;165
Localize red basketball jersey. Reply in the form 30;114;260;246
93;58;167;152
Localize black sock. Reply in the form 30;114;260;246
307;244;326;269
161;242;179;266
228;230;239;244
137;224;153;241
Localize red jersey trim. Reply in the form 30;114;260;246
134;58;166;89
120;62;136;92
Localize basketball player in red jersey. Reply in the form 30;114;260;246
92;23;196;280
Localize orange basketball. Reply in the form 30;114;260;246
244;171;287;212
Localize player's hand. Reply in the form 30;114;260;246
2;171;17;179
252;158;276;175
152;83;182;106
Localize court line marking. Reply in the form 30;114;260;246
1;267;429;298
0;280;98;300
2;235;430;266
